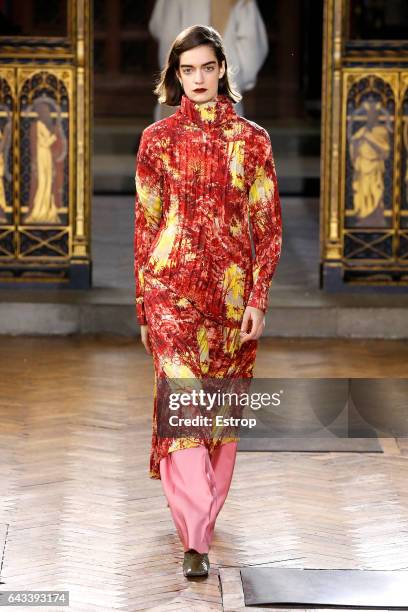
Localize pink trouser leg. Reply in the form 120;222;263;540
210;441;238;519
159;442;237;553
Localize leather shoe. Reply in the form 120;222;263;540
183;549;210;577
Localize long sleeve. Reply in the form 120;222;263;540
233;0;269;92
246;130;282;312
134;130;163;325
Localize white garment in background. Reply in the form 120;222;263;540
148;0;268;120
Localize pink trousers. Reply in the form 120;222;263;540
159;442;238;553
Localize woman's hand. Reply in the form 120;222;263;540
140;324;152;355
240;306;265;344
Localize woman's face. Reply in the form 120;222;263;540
177;44;225;104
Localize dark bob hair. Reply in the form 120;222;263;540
153;24;242;106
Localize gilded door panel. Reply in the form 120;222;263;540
401;77;408;230
398;77;408;262
0;70;15;260
0;0;91;288
341;71;397;265
17;68;72;260
343;73;396;231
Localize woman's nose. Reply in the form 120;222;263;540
194;71;204;84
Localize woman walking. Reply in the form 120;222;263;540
134;25;282;578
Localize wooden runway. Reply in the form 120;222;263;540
1;335;407;611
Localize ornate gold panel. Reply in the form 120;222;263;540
17;68;72;261
321;0;408;287
0;0;92;288
0;70;14;258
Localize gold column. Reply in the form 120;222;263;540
73;0;92;261
320;0;346;279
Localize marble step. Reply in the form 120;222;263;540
0;287;407;337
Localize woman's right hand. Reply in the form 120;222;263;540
140;324;152;355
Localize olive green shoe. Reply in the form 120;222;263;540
183;549;210;578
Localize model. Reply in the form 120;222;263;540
134;24;282;578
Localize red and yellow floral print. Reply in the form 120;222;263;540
134;93;282;328
144;275;257;479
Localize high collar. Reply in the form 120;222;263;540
178;93;236;129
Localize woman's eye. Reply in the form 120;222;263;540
182;67;214;74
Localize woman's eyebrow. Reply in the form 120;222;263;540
179;61;217;68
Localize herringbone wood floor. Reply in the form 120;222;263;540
1;336;408;611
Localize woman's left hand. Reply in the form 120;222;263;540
240;306;265;343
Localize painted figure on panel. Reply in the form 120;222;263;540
24;97;66;225
0;107;11;222
349;100;391;227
